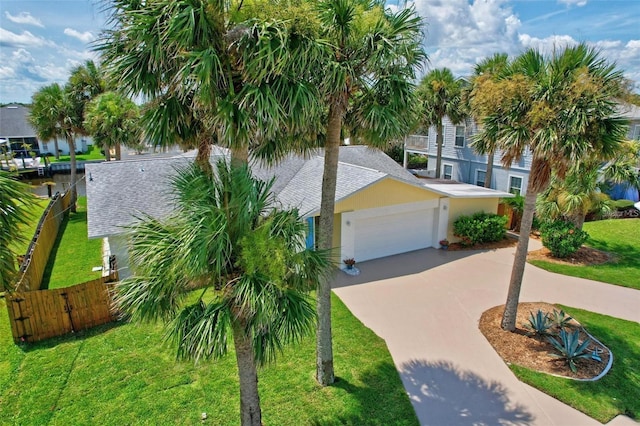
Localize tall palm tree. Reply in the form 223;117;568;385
85;92;141;161
0;171;34;291
313;0;425;385
468;53;510;188
474;44;628;331
29;84;64;160
417;68;467;179
116;162;331;426
97;0;322;172
29;83;82;212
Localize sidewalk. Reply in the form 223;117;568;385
333;243;640;426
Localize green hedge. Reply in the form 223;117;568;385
540;220;589;258
453;212;507;246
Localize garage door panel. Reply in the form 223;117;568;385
353;208;434;262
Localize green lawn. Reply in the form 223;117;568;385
529;219;640;290
0;292;417;425
510;305;640;423
41;196;103;289
9;197;49;256
49;145;105;163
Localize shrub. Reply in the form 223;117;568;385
547;329;592;373
453;212;508;246
384;143;404;164
539;220;589;258
407;153;427;168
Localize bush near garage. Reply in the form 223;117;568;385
539;220;589;258
453;212;508;246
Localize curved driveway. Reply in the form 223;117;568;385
333;242;640;426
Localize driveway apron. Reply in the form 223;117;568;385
333;244;640;426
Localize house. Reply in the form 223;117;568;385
85;146;512;279
0;103;92;157
405;102;640;196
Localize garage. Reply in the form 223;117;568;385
340;200;441;262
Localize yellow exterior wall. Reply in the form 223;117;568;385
447;198;501;242
335;178;439;213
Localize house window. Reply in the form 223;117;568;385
633;125;640;141
42;142;48;152
454;126;465;148
509;176;523;195
476;170;486;187
443;164;453;180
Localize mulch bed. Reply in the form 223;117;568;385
447;237;517;251
479;302;610;380
527;246;612;266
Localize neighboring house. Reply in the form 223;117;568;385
0;103;92;156
86;146;512;279
405;102;640;196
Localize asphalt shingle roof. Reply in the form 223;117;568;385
0;105;36;138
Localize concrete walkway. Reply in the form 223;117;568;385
333;241;640;426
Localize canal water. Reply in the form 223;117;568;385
25;173;87;198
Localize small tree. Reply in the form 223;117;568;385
0;171;34;290
116;162;331;426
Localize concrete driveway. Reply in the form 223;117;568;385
332;242;640;426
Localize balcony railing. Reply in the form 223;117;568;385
405;135;429;152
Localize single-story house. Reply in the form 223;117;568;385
86;145;512;279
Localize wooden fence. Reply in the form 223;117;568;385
497;202;514;230
5;273;118;343
15;191;71;292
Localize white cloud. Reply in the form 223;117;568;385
63;28;95;43
4;11;44;28
0;28;53;48
518;34;579;55
558;0;587;7
0;66;16;79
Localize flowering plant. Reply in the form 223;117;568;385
439;239;450;246
343;258;356;266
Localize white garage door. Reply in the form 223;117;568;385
346;206;435;262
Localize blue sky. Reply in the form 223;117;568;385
1;0;639;104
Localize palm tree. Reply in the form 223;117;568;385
29;84;64;160
115;161;331;426
313;1;425;385
474;44;628;331
97;0;322;172
417;68;467;179
468;53;510;188
29;83;82;212
0;171;34;291
537;140;640;229
85;92;141;161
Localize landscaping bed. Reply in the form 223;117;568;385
479;302;609;380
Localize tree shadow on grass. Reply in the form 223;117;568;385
309;360;420;426
399;359;534;426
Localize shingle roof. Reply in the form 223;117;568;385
87;146;404;238
0;105;36;138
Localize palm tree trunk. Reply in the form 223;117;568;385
104;143;110;161
67;135;77;213
484;149;494;188
54;137;60;160
316;103;342;386
196;136;213;174
115;143;122;161
435;122;444;179
232;321;262;426
501;185;537;331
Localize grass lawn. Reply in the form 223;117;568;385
41;196;103;289
9;197;49;256
510;305;640;423
0;292;417;425
49;145;105;163
529;219;640;290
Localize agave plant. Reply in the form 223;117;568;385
524;309;553;337
551;309;573;330
547;329;592;373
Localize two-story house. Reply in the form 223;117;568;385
404;102;640;197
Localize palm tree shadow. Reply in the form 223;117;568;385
399;359;535;426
